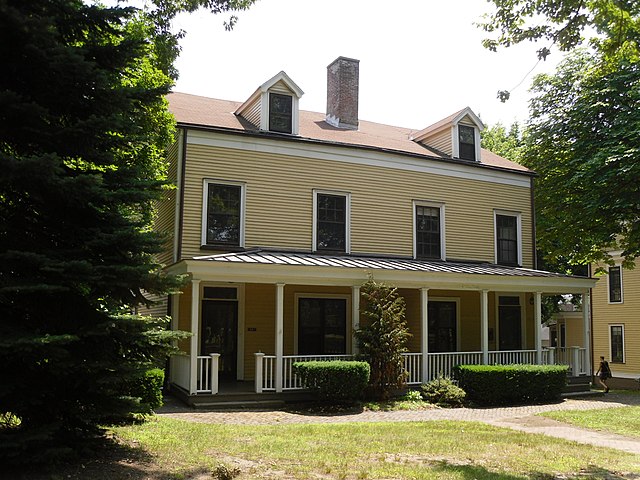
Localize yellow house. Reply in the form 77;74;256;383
591;255;640;389
158;57;596;400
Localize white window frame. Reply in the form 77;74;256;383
260;91;300;135
201;179;246;247
494;293;526;350
293;293;352;354
609;324;625;364
452;123;481;162
607;265;624;304
412;200;446;260
493;210;522;267
428;297;461;351
312;189;351;254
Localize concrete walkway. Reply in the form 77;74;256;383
157;393;640;455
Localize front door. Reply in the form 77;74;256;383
428;301;457;352
201;298;238;381
498;295;522;350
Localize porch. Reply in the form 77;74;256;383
170;347;589;395
166;250;596;398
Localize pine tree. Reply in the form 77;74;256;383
355;277;411;400
0;0;186;461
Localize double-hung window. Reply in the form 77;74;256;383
313;190;350;253
610;325;624;363
202;180;245;247
495;211;521;266
608;266;623;303
269;93;293;134
414;201;445;260
458;125;476;161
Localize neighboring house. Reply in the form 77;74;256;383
591;256;640;389
549;303;588;376
158;56;596;399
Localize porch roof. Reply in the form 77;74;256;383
172;249;597;294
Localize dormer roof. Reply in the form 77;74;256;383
234;71;304;135
410;107;484;162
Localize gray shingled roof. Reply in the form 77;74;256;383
193;250;578;279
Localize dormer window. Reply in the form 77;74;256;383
269;93;293;134
458;125;476;161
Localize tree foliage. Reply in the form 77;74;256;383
481;122;525;163
523;50;640;267
0;0;253;462
355;277;411;400
480;0;640;62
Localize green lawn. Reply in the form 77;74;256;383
113;417;640;479
542;405;640;439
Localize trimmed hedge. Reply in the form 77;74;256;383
293;361;370;401
452;364;568;406
128;368;165;412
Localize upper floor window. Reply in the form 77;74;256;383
269;93;292;134
202;180;245;247
610;324;624;363
458;125;476;161
413;201;445;260
313;190;350;253
495;211;521;266
608;266;623;303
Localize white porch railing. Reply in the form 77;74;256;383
404;353;422;385
170;353;219;394
488;349;537;365
428;351;483;379
255;353;355;392
547;347;587;376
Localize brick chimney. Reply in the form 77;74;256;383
326;56;359;130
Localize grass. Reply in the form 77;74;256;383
542;404;640;439
113;416;640;479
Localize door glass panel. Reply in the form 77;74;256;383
498;296;521;350
427;301;457;352
201;300;238;380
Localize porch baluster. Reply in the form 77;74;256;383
255;352;264;393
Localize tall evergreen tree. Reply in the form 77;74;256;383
0;0;194;461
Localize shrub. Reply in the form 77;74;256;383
453;364;568;406
293;361;370;402
355;277;411;400
421;376;466;407
128;368;165;412
403;390;423;402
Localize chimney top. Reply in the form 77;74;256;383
326;57;359;130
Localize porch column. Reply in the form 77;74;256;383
189;279;201;395
351;286;360;355
169;292;180;385
275;283;285;393
480;290;489;365
420;287;429;383
534;291;543;364
582;290;592;376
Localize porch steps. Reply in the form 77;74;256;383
169;385;315;410
560;375;603;399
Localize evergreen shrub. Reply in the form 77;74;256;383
420;376;466;407
452;364;568;406
293;361;370;401
128;368;165;412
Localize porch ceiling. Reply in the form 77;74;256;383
169;249;596;293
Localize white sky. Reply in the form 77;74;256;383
172;0;562;130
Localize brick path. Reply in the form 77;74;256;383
157;393;640;455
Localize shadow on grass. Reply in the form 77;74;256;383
431;460;640;480
2;439;210;480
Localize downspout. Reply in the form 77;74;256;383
589;263;594;378
530;176;537;270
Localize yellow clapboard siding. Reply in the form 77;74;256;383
180;143;533;266
592;264;640;375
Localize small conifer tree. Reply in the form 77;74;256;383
355;277;411;399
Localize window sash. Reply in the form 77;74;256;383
206;183;241;245
298;298;347;355
269;93;292;133
496;214;518;266
458;125;476;161
415;205;441;259
608;266;622;303
610;325;624;363
316;193;346;252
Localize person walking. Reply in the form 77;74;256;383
595;356;612;393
